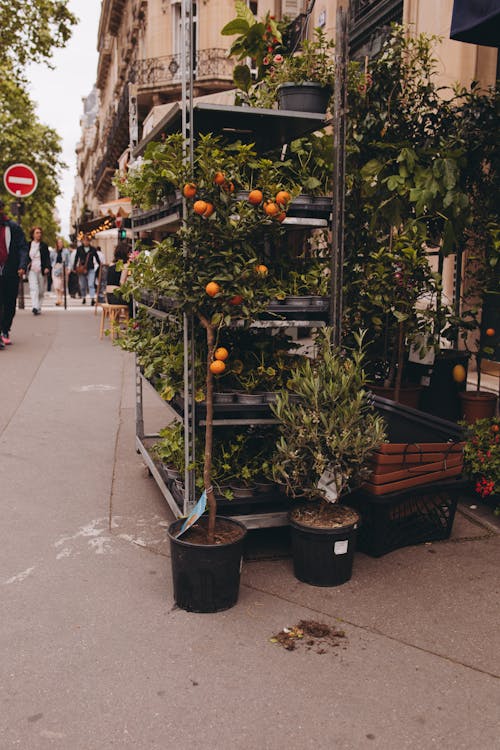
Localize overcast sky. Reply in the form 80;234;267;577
27;0;102;238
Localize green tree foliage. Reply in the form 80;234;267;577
0;1;76;241
0;0;77;72
0;65;66;243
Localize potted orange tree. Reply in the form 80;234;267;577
120;133;295;611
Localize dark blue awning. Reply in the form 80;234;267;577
450;0;500;47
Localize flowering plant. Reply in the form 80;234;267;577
463;417;500;507
221;1;285;91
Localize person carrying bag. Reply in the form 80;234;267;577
73;234;100;305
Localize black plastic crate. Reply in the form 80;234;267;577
346;478;468;557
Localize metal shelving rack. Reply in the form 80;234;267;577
131;0;350;529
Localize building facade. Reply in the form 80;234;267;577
71;0;498;238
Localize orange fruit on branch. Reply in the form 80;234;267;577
276;211;287;222
222;180;235;193
203;202;215;217
485;328;495;337
214;172;225;185
229;294;243;305
248;189;263;205
452;364;466;383
183;183;197;199
275;190;291;206
255;264;268;276
264;201;279;217
214;347;229;361
210;360;226;375
205;282;221;297
193;200;208;215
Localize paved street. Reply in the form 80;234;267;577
1;301;499;749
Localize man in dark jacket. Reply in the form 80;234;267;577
73;233;100;305
0;200;29;348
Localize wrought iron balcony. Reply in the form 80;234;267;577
132;48;233;88
93;84;130;194
350;0;403;57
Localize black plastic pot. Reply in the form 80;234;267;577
277;82;331;113
168;517;247;613
289;506;360;587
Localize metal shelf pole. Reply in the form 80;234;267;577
181;0;196;514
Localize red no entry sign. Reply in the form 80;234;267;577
3;163;38;198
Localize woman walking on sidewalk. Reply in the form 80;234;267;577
28;226;51;315
73;234;100;305
51;238;70;306
0;199;28;348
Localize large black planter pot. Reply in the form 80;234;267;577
406;350;470;422
289;505;360;587
168;517;247;613
277;82;331;113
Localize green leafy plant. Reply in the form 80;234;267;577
269;27;335;89
463;417;500;512
346;221;438;398
152;422;185;471
271;330;387;500
343;27;499;398
221;0;285;92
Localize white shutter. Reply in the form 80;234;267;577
282;0;303;18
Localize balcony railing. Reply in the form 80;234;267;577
93;84;130;191
350;0;403;56
132;48;233;88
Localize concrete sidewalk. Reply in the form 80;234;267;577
1;306;499;749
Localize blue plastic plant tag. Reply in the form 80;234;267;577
176;490;207;537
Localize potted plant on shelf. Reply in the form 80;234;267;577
151;422;185;483
271;27;335;114
463;417;500;515
223;6;334;113
271;330;387;586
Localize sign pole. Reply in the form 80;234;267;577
13;200;25;309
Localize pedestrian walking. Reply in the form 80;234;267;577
51;238;70;307
0;199;29;348
74;234;100;306
28;226;51;315
67;243;79;298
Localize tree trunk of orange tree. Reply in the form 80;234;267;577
198;314;217;543
394;321;405;403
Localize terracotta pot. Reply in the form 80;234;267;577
371;384;422;410
459;391;498;423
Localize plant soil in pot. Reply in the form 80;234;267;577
168;516;247;613
289;503;360;587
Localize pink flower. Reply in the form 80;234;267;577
273;54;284;64
263;56;270;66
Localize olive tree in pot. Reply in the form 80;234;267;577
271;330;387;586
